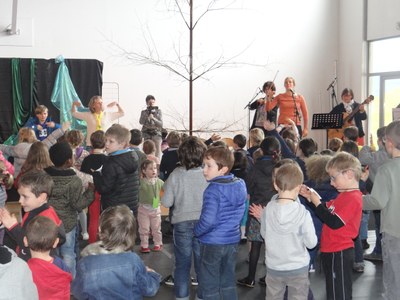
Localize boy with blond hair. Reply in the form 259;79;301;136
194;146;246;300
93;124;139;215
252;163;317;299
300;152;363;299
362;120;400;299
26;105;61;141
25;216;72;300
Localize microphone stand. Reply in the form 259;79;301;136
244;88;263;109
291;91;301;126
327;77;338;109
245;88;264;140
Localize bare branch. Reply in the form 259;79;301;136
193;0;238;29
174;0;190;29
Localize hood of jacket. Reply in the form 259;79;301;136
254;156;275;177
209;174;244;206
109;150;138;174
266;195;307;234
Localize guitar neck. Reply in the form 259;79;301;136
343;96;373;122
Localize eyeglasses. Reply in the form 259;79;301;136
329;171;344;182
329;169;354;182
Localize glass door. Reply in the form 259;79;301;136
369;75;400;140
383;77;400;124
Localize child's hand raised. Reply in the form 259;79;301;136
249;204;263;220
61;121;71;132
300;185;322;206
263;120;276;132
299;185;312;201
0;208;18;228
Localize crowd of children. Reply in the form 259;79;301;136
0;95;399;300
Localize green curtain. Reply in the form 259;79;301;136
5;59;35;145
11;58;30;132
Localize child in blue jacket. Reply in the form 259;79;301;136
194;146;247;300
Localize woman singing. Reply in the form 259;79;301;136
265;77;309;137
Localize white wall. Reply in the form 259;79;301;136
337;0;366;98
367;0;400;41
0;0;340;148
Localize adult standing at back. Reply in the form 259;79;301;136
265;77;309;137
71;96;124;147
139;95;163;158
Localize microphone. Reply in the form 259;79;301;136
326;77;337;91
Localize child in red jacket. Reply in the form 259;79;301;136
25;216;72;300
0;170;65;262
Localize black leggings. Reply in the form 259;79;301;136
247;241;263;281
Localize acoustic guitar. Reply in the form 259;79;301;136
327;95;374;141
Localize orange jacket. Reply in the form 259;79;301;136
265;93;308;129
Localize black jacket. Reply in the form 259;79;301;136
246;156;276;206
93;150;139;214
250;100;278;129
330;102;367;138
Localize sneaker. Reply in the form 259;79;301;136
364;252;383;262
352;262;365;273
152;245;163;252
140;247;151;253
163;275;174;286
258;276;266;286
362;239;370;250
309;264;315;273
237;277;255;288
81;232;89;241
191;277;198;286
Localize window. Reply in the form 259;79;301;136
368;37;400;141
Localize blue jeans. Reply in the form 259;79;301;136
360;211;370;240
354;234;364;263
60;226;77;278
199;243;238;300
173;221;201;300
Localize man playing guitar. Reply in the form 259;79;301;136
328;88;374;145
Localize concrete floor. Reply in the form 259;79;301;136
138;231;383;300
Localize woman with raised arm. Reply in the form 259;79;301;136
71;96;124;147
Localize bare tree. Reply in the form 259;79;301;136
162;103;247;136
110;0;266;135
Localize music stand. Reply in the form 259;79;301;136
312;113;343;148
311;113;343;130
